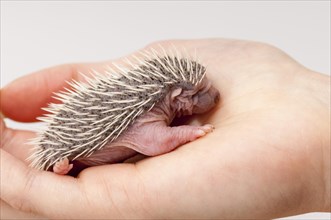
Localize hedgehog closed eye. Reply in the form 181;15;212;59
28;48;220;175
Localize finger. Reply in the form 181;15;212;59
0;199;43;219
1;128;35;163
0;149;86;218
0;149;143;219
0;63;104;122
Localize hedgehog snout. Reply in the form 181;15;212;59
214;90;220;104
192;86;220;114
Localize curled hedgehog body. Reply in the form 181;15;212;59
28;48;220;174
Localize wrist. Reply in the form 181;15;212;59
311;71;330;212
299;70;330;212
320;74;331;211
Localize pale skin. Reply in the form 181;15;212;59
0;39;330;219
53;77;220;175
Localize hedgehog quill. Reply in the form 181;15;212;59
28;48;220;175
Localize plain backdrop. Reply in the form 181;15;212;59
1;1;330;219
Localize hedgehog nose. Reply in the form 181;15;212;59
214;92;220;104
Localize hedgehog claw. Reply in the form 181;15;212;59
53;157;73;175
201;124;215;133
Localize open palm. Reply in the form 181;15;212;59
1;39;330;219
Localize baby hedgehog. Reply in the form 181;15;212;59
28;48;220;175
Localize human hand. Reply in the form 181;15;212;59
1;39;330;219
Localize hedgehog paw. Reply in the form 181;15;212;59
181;124;215;141
53;157;73;175
136;123;215;156
197;124;215;136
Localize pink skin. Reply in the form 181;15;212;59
53;78;220;175
53;158;73;175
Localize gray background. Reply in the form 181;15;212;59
1;1;330;219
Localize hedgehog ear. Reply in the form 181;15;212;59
171;88;182;101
